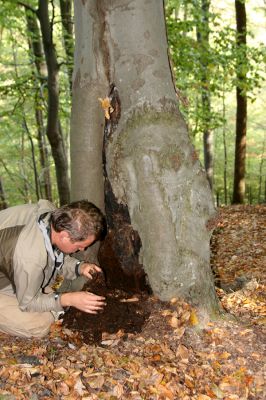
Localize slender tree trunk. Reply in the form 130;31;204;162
35;93;53;201
232;0;247;204
59;0;74;93
25;8;53;201
258;132;265;203
20;130;31;202
196;0;214;190
22;116;40;200
0;177;8;210
11;33;39;202
222;81;228;205
37;0;70;205
72;0;220;320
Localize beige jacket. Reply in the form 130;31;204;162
0;200;80;313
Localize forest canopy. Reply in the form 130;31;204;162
0;0;265;207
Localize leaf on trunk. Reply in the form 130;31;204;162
98;97;114;120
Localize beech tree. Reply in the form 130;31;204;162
71;0;221;319
71;0;220;319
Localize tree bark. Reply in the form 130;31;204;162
258;132;265;203
72;0;220;320
196;0;214;190
232;0;247;204
71;0;107;208
59;0;74;93
25;8;53;201
222;81;228;205
37;0;70;205
22;116;40;200
0;177;8;210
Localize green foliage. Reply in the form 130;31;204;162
0;0;72;206
0;0;265;206
165;0;266;204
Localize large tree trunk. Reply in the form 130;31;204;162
232;0;247;204
71;0;220;320
37;0;70;205
71;1;107;208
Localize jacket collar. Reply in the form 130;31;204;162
38;212;64;268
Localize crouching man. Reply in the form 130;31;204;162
0;199;107;338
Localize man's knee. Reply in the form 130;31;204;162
25;313;54;338
0;310;54;338
0;292;55;338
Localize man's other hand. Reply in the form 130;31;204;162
80;263;102;280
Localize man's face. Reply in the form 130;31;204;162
57;233;96;254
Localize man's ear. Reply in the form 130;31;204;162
59;230;70;240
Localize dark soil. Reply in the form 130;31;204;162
63;276;153;344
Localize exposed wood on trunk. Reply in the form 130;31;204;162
99;85;149;292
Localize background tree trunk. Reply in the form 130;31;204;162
258;132;265;203
59;0;74;93
72;0;220;320
232;0;247;204
37;0;70;205
0;177;8;210
196;0;214;190
25;8;52;201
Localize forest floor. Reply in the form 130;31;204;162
0;205;265;400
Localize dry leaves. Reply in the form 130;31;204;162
0;205;265;399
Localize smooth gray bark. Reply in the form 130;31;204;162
71;0;220;319
71;1;107;208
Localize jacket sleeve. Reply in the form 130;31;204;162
61;255;83;280
13;258;64;313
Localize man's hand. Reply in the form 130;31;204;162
79;263;102;279
60;291;106;314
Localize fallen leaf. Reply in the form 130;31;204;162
169;316;179;328
189;309;199;326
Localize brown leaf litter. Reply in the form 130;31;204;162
0;205;265;399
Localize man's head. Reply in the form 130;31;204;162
50;200;106;253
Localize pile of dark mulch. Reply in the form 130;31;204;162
63;274;154;344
